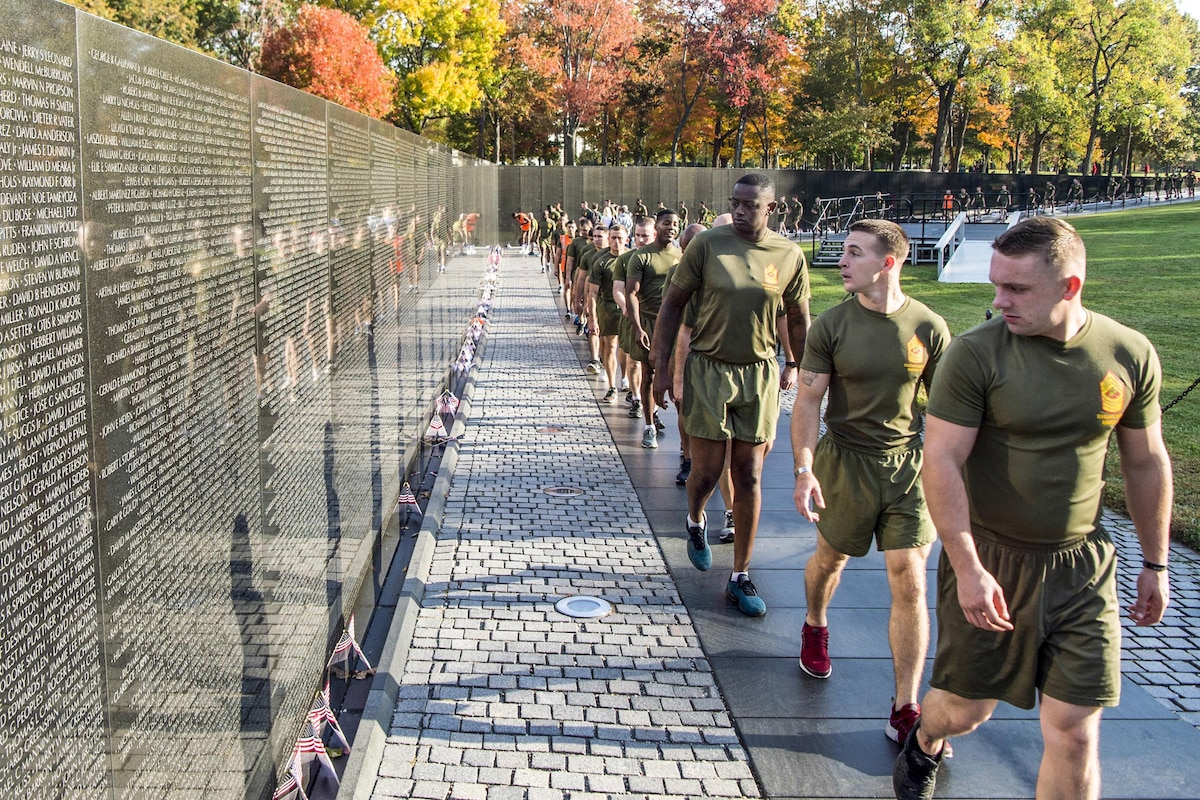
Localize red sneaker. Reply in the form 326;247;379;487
799;622;832;679
886;702;921;745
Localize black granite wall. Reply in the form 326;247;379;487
0;1;497;796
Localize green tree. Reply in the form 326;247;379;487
903;0;1009;171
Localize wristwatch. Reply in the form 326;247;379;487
784;361;799;368
794;466;810;476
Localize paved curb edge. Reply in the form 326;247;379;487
339;309;491;800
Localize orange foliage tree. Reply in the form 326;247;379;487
259;4;396;119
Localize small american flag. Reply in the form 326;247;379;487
327;614;375;677
436;391;460;414
398;481;420;511
424;416;448;440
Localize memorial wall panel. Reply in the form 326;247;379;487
367;119;403;509
76;12;259;796
3;1;498;796
249;73;335;765
0;3;104;797
327;104;377;607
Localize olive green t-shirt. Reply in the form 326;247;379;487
588;250;620;300
802;296;950;451
672;226;810;365
566;239;594;270
926;312;1162;546
627;242;681;320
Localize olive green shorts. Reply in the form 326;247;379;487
597;298;622;337
931;528;1121;710
628;312;655;363
682;352;779;443
617;313;633;355
813;437;935;557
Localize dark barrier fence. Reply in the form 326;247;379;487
1;0;497;797
495;166;1161;231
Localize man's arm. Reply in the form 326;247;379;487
790;369;829;522
626;275;648;345
1116;421;1173;625
585;278;600;335
776;314;797;390
923;415;1014;631
650;283;692;407
612;279;628;315
784;299;811;368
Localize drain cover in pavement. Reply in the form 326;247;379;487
543;486;585;496
537;426;566;433
555;595;613;619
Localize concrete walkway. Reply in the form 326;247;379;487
356;250;1200;800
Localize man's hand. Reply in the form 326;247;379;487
652;367;671;409
956;567;1013;631
1128;567;1170;625
793;472;824;523
780;364;798;391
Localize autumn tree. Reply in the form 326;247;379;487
509;0;637;165
260;4;396;118
331;0;506;135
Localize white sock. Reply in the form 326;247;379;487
688;513;704;528
731;571;748;582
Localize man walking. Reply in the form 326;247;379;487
893;217;1173;800
791;220;950;748
627;209;681;449
651;173;811;617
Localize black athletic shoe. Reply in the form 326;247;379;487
675;459;691;486
893;726;943;800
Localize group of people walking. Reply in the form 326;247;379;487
518;172;1172;800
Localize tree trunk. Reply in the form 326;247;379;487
734;114;747;168
930;82;955;172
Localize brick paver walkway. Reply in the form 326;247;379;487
369;256;758;799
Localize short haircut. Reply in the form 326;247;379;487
849;219;910;264
735;172;775;196
635;216;655;228
655;208;678;221
608;224;627;237
992;216;1086;278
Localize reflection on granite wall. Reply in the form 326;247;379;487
0;1;498;797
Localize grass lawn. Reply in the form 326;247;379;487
807;202;1200;548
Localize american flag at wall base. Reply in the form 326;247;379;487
436;391;460;414
308;681;351;754
327;614;375;678
398;481;421;514
271;758;308;800
293;720;340;800
425;416;448;440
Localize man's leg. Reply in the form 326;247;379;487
885;545;932;707
1036;696;1103;800
728;438;769;574
600;336;618;392
805;534;851;627
686;436;727;521
914;688;995;755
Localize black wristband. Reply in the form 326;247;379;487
784;361;799;368
1143;559;1168;572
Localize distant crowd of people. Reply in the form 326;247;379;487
503;173;1174;800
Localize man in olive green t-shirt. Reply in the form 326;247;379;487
651;173;811;617
626;209;681;447
586;224;628;403
894;216;1173;800
791;220;950;749
613;217;656;414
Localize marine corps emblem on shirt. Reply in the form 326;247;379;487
763;264;779;291
1097;371;1126;426
904;335;927;375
